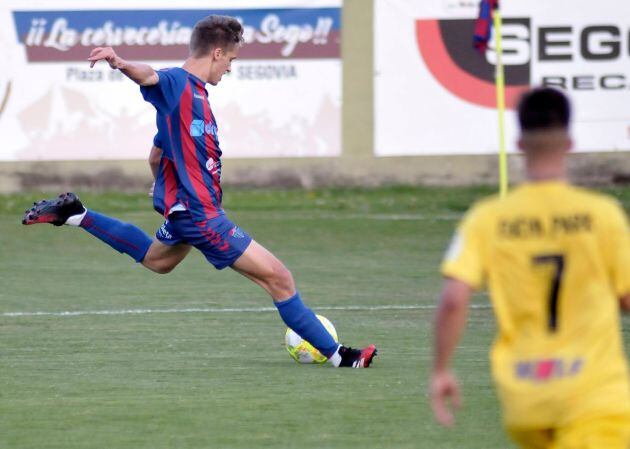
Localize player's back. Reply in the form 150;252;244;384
462;181;630;427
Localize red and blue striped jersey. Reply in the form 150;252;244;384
141;68;223;221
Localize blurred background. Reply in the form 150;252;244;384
1;0;629;193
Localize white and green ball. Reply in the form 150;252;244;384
285;315;338;364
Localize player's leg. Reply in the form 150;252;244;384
230;240;295;300
142;240;192;274
23;192;153;261
164;213;377;368
141;213;193;273
231;240;377;368
231;240;340;359
22;192;190;272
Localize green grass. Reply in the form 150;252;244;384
1;186;629;448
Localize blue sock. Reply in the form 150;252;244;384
275;292;339;358
79;210;152;262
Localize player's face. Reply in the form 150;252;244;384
208;46;238;86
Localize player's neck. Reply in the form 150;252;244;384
182;58;210;84
525;156;567;182
521;137;569;183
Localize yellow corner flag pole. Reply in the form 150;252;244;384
493;7;508;197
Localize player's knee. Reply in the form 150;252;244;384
269;265;294;291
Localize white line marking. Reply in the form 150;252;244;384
119;211;462;222
1;304;491;318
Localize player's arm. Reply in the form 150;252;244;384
431;204;485;427
430;277;473;427
604;201;630;312
149;145;162;180
147;144;163;198
87;47;158;86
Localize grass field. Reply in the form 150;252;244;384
2;186;630;449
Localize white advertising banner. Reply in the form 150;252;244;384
374;0;630;156
0;0;341;161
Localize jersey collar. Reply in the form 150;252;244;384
178;67;206;87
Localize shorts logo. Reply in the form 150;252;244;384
229;226;245;239
190;119;205;137
157;223;173;240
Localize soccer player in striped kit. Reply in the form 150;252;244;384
23;15;376;369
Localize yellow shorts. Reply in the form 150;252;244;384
507;414;630;449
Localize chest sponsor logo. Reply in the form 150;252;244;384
189;119;218;139
205;122;218;138
190;119;204;137
515;357;584;382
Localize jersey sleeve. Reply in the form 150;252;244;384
440;204;487;290
153;132;162;149
604;201;630;297
140;69;185;115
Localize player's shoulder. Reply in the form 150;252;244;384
153;67;191;95
566;185;625;214
551;185;629;231
468;193;503;216
156;66;185;77
157;66;181;73
504;182;622;212
459;193;503;227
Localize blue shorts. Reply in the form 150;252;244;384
155;211;252;270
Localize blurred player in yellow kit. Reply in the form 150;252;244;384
429;87;630;448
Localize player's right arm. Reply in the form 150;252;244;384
430;277;472;427
430;204;487;427
87;47;158;86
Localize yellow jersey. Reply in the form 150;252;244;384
441;181;630;428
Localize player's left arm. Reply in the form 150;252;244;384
147;144;162;198
430;277;473;427
603;201;630;312
149;145;162;180
87;47;158;86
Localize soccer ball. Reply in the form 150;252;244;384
285;315;338;364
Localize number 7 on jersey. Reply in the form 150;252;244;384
532;254;565;332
